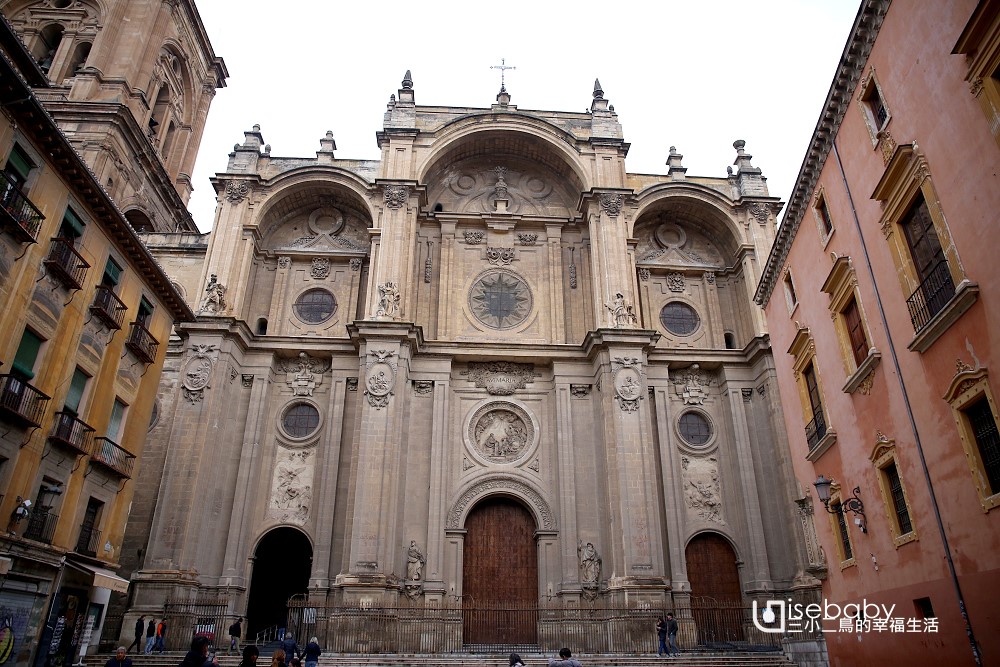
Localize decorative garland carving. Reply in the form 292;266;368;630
637;267;650;282
383;184;409;209
486;247;516;266
350;258;362;271
225;181;250;203
464;231;485;245
462;361;538;395
600;193;624;217
447;475;554;529
517;233;538;246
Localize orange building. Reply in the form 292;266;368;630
756;0;1000;665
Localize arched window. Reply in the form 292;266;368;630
66;41;91;75
256;318;268;336
34;24;64;74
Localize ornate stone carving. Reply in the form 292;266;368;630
310;257;330;279
673;364;710;405
468;401;533;463
529;458;540;472
605;292;637;328
796;496;827;576
200;274;226;314
364;349;397;409
413;380;433;395
493;166;509;200
742;388;753;402
612;357;643;412
350;257;362;271
462;361;538;395
637;267;650;281
756;384;766;396
229;367;238;383
447;475;554;529
469;270;532;330
876;129;897;166
682;455;725;524
970;76;984;97
705;272;716;284
280;352;329;397
517;233;538;246
346;377;358;392
424;242;433;283
599;193;624;217
182;344;217;403
374;281;400;319
666;272;685;292
747;202;770;223
406;540;425;581
464;231;485;245
383;184;409;209
858;370;876;395
578;541;602;599
267;448;313;525
278;256;291;269
570;384;591;398
225;180;250;203
241;374;254;388
569;261;578;289
486;247;516;266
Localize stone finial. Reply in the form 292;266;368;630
402;70;413;90
590;78;610;113
667;145;686;179
240;124;265;150
593;78;604;99
732;139;765;195
317;130;337;159
496;87;511;106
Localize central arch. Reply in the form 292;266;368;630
246;527;312;640
462;496;538;647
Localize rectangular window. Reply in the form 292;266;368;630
12;329;43;380
102;257;123;287
783;272;798;312
804;364;823;423
3;144;33;188
64;367;89;415
833;502;853;561
900;194;956;330
137;297;153;326
913;597;935;620
59;207;86;240
883;461;913;535
818;196;834;237
867;89;888;129
967;397;1000;495
76;497;104;555
108;398;127;441
843;296;869;366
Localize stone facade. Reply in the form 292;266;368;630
122;74;817;644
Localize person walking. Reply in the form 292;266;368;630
143;618;156;655
279;633;299;662
228;617;243;655
154;618;167;653
548;647;583;667
656;616;668;657
126;616;144;654
302;637;321;667
179;636;219;667
665;612;680;657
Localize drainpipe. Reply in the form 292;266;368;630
831;140;982;667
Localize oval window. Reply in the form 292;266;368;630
660;302;700;336
679;411;712;446
293;288;336;324
282;403;320;438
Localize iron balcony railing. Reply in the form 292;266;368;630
0;170;44;243
44;238;90;290
906;260;956;332
75;525;101;557
92;436;135;478
805;412;828;450
49;411;96;456
23;507;58;543
90;285;128;330
0;374;50;428
125;321;158;364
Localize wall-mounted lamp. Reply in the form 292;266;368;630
814;475;867;533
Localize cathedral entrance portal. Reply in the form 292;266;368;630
686;533;744;645
246;528;311;640
462;497;538;647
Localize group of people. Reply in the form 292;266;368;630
123;616;168;655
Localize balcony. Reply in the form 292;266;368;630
90;285;127;330
125;321;158;364
0;171;44;243
805;412;828;451
906;260;956;332
75;525;102;557
49;411;96;456
92;436;135;478
0;374;50;428
44;238;90;290
22;507;58;543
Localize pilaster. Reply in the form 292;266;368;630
582;189;638;329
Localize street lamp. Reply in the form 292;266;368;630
814;475;867;533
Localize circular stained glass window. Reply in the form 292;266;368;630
293;288;336;324
679;411;712;446
660;302;700;336
282;403;320;438
469;270;532;330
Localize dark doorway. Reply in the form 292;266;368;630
686;532;744;645
462;497;538;647
245;528;311;640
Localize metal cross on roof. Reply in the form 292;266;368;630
490;58;516;92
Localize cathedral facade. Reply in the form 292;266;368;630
122;75;822;652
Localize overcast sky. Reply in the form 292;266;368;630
188;1;860;232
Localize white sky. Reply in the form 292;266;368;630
188;1;860;232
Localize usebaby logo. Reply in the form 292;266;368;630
753;599;899;634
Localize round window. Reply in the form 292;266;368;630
660;302;700;336
469;270;533;330
679;411;712;446
293;288;337;324
282;403;320;438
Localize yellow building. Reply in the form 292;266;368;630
0;15;194;667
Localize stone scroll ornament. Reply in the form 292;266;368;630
364;349;397;409
181;344;217;403
279;352;330;397
225;180;251;203
612;357;643;412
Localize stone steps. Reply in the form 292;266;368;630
89;651;795;667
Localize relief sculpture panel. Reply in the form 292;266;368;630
267;448;315;525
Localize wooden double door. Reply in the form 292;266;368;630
462;498;538;646
686;533;744;644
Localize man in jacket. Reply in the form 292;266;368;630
144;619;156;655
280;633;299;662
126;616;144;654
105;646;132;667
666;613;680;657
548;647;583;667
227;617;242;655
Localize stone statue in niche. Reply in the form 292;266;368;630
375;281;400;319
605;292;637;328
406;540;425;581
578;541;602;599
201;274;226;313
682;456;725;524
280;352;329;397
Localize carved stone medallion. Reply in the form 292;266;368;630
612;357;643;412
182;344;217;403
469;270;532;330
364;349;397;409
467;401;534;464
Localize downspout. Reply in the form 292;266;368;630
831;139;982;667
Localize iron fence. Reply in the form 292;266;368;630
162;596;231;651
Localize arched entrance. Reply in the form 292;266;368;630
686;533;744;645
246;527;312;640
462;497;538;647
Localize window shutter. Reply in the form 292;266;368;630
12;329;43;379
62;208;86;238
103;257;123;286
64;368;89;414
5;145;33;180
